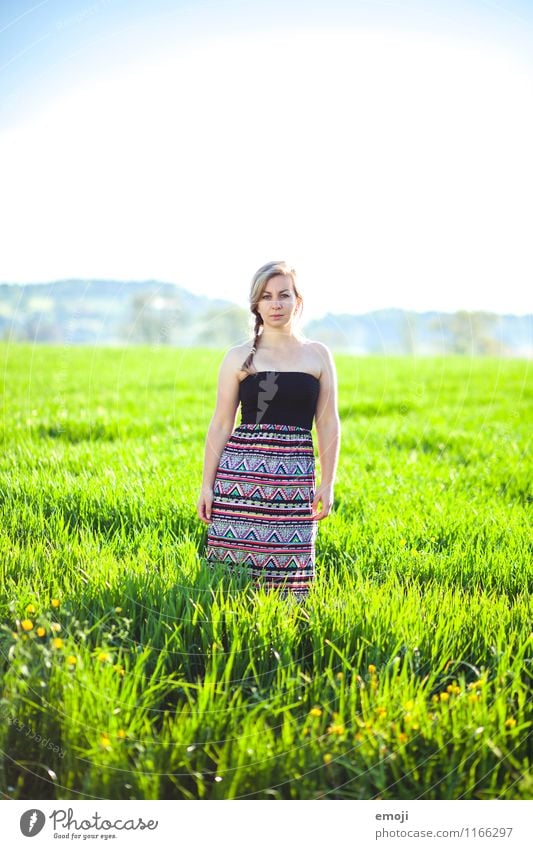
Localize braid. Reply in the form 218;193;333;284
240;312;263;372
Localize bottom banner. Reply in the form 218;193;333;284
2;799;531;848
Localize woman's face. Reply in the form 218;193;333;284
255;274;301;329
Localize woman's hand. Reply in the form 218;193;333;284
197;487;214;524
311;483;334;520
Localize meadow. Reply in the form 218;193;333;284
0;342;531;800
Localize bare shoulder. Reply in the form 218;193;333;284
305;340;336;377
221;342;253;379
307;340;333;356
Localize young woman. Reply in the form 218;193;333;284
197;261;341;601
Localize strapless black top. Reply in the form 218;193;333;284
239;371;320;430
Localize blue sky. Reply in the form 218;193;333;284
1;0;532;317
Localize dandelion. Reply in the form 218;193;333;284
468;693;480;703
98;651;110;662
52;638;64;649
309;707;322;718
115;607;122;613
21;619;33;631
113;664;125;676
505;718;517;729
336;671;344;681
323;753;332;764
411;722;420;731
100;735;112;750
368;664;376;674
327;723;345;736
117;729;126;739
376;707;387;718
399;538;406;546
432;695;439;703
26;604;36;614
50;622;61;633
51;599;60;609
66;655;77;665
36;627;46;637
404;700;414;711
355;732;363;742
397;732;408;744
440;692;450;702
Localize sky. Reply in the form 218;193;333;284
1;0;532;320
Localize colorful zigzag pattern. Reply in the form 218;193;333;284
206;423;317;598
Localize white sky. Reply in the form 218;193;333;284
1;18;532;318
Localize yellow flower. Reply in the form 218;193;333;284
309;707;322;718
399;538;406;546
98;651;110;662
66;655;77;665
327;723;345;736
36;626;46;637
376;707;387;718
323;753;332;764
397;732;408;744
336;671;344;680
26;604;36;614
368;664;376;674
117;729;126;739
404;700;414;711
440;692;450;702
505;718;517;729
50;622;61;633
411;548;418;555
100;735;112;749
468;693;480;703
52;637;64;649
115;607;122;613
354;732;363;741
432;694;439;703
21;619;33;631
410;722;420;731
51;599;60;609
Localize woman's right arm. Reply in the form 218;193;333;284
197;349;242;523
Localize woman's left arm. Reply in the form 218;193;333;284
312;343;341;520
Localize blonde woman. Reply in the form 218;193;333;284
197;261;341;601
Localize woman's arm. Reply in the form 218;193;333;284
197;349;241;523
312;342;341;520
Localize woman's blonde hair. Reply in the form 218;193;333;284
240;261;304;373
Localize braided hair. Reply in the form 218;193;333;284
240;310;263;373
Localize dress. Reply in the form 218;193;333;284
206;370;320;600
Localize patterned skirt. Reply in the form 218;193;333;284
206;423;317;600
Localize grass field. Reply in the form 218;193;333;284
0;343;531;800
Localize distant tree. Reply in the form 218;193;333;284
430;310;502;354
122;293;184;344
401;311;418;354
195;306;249;347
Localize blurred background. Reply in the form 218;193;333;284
1;0;531;354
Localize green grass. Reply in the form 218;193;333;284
0;343;531;800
